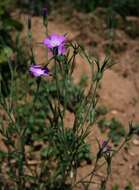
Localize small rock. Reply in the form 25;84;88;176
133;139;139;146
27;160;41;165
128;151;136;156
111;110;118;115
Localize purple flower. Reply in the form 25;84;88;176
43;34;66;55
29;65;49;77
101;141;111;153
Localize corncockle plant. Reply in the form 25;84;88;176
29;65;49;77
0;6;139;190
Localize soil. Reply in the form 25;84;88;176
2;9;139;189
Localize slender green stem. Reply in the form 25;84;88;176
75;136;129;188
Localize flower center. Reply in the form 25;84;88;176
51;39;59;47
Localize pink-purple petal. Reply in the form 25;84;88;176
43;38;53;48
58;45;66;55
29;65;49;77
43;33;66;55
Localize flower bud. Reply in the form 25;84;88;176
28;15;32;30
43;7;48;26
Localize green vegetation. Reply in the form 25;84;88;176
18;0;139;17
112;182;133;190
98;118;126;145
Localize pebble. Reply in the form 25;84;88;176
128;151;136;156
133;139;139;146
111;110;118;115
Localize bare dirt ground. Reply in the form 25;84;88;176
4;9;139;189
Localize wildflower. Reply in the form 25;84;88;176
97;140;112;160
43;34;66;55
29;65;49;77
101;141;111;154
